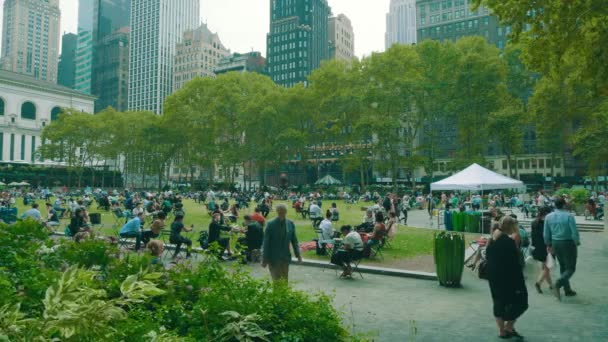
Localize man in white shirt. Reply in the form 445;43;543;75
331;225;364;277
319;212;334;240
308;201;322;227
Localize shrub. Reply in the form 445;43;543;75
0;221;354;341
569;188;590;205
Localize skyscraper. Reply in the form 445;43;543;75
266;0;331;87
385;0;417;48
93;27;129;112
328;14;355;61
1;0;61;82
91;0;131;112
173;24;230;91
128;0;200;114
416;0;508;50
58;33;78;88
94;0;131;42
75;0;95;94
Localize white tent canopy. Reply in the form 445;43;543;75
431;163;525;191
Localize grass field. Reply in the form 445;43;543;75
13;198;479;271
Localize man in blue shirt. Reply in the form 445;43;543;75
21;203;42;221
120;212;145;250
544;196;580;300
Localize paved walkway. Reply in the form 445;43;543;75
250;230;608;341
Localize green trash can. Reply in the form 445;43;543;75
467;213;480;233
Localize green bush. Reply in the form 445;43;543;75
0;221;353;341
554;188;571;197
569;188;590;205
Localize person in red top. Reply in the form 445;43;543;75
250;207;266;227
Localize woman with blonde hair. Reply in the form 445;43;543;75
147;240;165;266
486;216;528;339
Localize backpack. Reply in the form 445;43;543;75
198;231;209;249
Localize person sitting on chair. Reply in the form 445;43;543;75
147;240;165;267
250;207;266;227
208;213;232;258
169;214;192;259
366;212;386;247
142;212;166;246
319;211;334;240
330;203;340;222
69;208;92;236
237;215;264;263
120;212;145;250
356;209;375;233
308;201;322;227
46;203;60;225
331;225;364;278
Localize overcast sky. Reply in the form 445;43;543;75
0;0;391;57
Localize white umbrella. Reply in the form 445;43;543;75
18;181;30;186
8;182;19;186
315;175;342;186
0;181;5;186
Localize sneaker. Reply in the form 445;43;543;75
564;290;577;297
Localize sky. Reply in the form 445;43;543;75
0;0;391;57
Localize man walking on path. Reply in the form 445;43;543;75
262;204;302;282
544;196;580;300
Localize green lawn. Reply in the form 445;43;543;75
14;198;479;271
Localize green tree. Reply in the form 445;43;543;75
413;40;460;181
487;100;527;177
473;0;608;96
309;59;372;186
39;109;104;187
572;99;608;179
450;37;507;165
362;44;424;191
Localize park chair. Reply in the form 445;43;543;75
343;257;364;279
369;239;385;260
315;228;335;256
112;224;137;252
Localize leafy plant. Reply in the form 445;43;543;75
569;188;590;205
215;311;271;342
0;266;165;341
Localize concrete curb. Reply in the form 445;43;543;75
298;259;438;281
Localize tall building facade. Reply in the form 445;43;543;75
93;28;129;112
1;0;61;82
91;0;131;112
173;24;230;91
94;0;131;42
128;0;200;114
386;0;417;48
215;52;267;75
416;0;508;49
328;14;354;61
74;0;95;94
266;0;331;87
58;33;78;88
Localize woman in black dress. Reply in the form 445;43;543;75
486;216;528;340
531;206;553;294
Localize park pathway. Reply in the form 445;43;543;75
250;230;608;341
